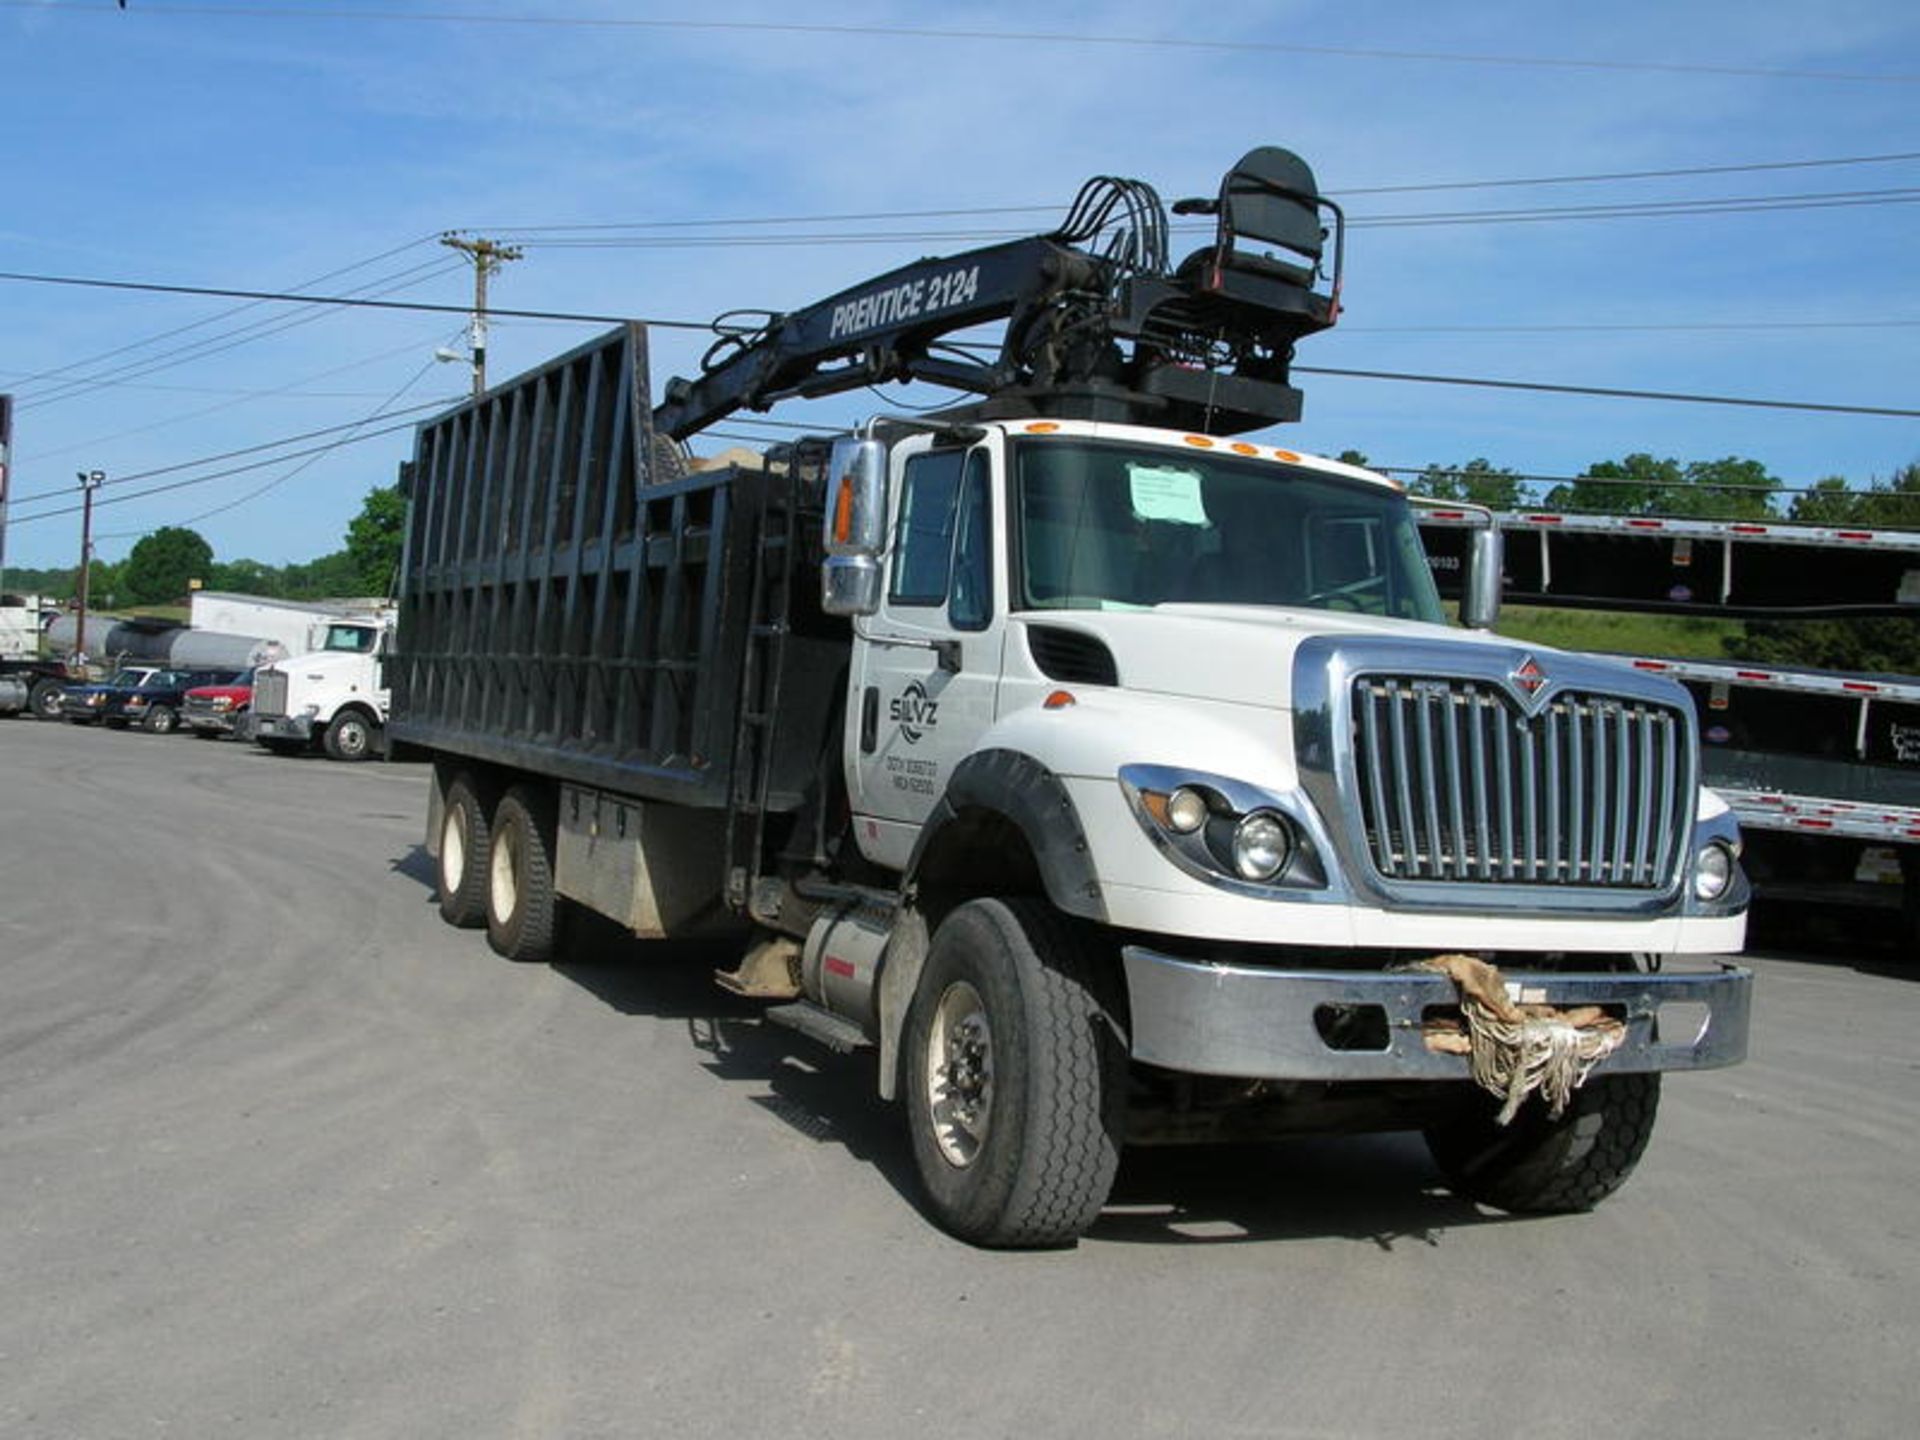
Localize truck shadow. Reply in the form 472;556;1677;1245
1091;1135;1495;1248
387;847;1543;1248
548;909;921;1195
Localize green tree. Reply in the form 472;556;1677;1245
87;556;126;609
1788;462;1920;530
1411;457;1525;510
121;526;214;606
344;484;407;596
206;557;286;597
1743;461;1920;675
280;550;362;600
1542;453;1780;520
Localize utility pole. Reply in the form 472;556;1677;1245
74;469;103;674
440;233;523;398
0;394;13;598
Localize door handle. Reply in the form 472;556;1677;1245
861;686;879;754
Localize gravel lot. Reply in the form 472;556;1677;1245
3;718;1914;1439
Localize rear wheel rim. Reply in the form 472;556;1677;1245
442;805;468;891
925;981;994;1168
490;825;521;925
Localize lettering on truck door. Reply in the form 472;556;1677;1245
848;445;1001;870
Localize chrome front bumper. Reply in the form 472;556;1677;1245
253;713;313;742
1121;947;1752;1082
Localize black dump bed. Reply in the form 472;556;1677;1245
390;323;845;812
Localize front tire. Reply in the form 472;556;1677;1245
1424;1072;1661;1214
486;786;559;963
437;775;492;929
323;711;378;761
904;897;1125;1248
29;679;64;720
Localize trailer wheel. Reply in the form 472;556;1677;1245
28;679;64;720
1424;1072;1661;1214
903;897;1125;1248
486;787;559;963
142;704;178;735
437;776;491;929
323;710;377;762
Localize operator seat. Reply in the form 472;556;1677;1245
1176;146;1328;299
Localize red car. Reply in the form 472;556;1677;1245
182;669;255;739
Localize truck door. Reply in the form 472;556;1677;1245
848;443;1001;869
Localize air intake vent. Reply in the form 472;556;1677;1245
1026;625;1118;686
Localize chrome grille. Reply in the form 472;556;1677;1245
1351;676;1689;888
254;669;289;718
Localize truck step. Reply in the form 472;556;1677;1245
764;1002;871;1054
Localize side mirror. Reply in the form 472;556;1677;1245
1460;523;1504;631
822;437;888;617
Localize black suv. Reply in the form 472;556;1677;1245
63;668;244;734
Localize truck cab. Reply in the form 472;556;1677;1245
251;615;394;760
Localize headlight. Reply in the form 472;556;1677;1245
126;696;148;707
1165;787;1208;834
1232;810;1292;881
1694;842;1734;902
211;696;233;711
1121;765;1327;895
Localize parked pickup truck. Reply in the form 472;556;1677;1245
64;667;242;733
182;670;256;739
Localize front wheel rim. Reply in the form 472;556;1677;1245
925;981;994;1168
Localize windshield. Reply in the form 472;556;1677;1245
1012;439;1445;624
322;623;375;654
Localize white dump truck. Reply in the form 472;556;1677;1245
390;146;1752;1246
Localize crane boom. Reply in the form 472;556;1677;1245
652;147;1343;441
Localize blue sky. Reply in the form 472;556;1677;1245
1;0;1916;574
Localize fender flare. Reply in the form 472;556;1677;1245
904;748;1105;924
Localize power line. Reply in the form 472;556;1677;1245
1295;365;1920;418
4;401;458;510
20;3;1917;84
479;186;1920;251
1;234;441;397
110;352;450;538
14;256;466;410
4;412;447;528
0;268;646;328
20;331;461;465
476;152;1920;237
2;274;1914;422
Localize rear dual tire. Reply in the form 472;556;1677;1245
437;776;492;929
486;788;560;964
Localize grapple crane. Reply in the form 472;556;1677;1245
652;146;1344;441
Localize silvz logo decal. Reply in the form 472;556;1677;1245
890;681;939;743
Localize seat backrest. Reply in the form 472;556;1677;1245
1217;146;1324;274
